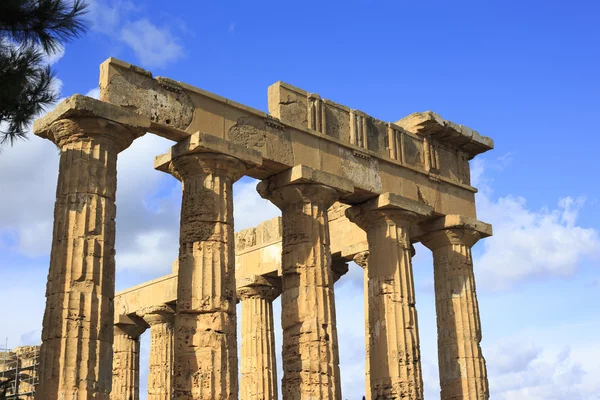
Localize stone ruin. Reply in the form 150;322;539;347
0;345;40;399
31;57;493;399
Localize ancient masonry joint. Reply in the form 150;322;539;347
33;56;493;400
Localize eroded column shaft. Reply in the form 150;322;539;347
140;307;175;400
423;229;489;400
171;154;245;399
36;118;139;399
238;285;279;400
262;183;342;400
112;325;144;400
358;211;424;399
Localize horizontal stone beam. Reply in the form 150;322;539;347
115;207;369;322
114;273;177;324
98;57;489;217
114;211;491;323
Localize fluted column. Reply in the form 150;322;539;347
421;228;489;400
139;306;175;400
34;114;143;399
237;278;281;400
352;251;371;400
112;324;146;400
258;179;342;400
168;153;246;399
346;206;424;400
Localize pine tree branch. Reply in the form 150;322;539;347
0;41;58;145
0;0;88;53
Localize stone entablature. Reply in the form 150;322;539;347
98;57;492;217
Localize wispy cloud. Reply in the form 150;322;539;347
120;19;185;69
86;0;136;35
86;0;186;69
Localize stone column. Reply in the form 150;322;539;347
112;324;145;400
237;276;281;400
421;227;490;400
139;306;175;400
156;133;261;399
33;96;146;399
258;166;351;400
346;193;431;400
352;251;371;400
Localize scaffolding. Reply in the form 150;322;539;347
0;344;39;400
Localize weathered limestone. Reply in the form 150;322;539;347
257;165;352;400
138;306;175;400
114;273;178;324
0;345;40;399
112;324;145;400
421;217;492;400
101;57;494;218
347;193;432;400
33;95;147;399
155;132;261;399
237;275;281;400
33;57;496;400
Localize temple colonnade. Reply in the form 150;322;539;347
32;57;492;400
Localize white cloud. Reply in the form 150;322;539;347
0;78;64;256
87;0;136;35
120;19;184;69
116;230;178;273
86;0;185;69
486;336;600;400
85;87;100;99
112;134;180;274
472;157;600;290
0;268;46;347
43;44;65;66
233;178;280;231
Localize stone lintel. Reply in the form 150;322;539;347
346;192;433;222
257;164;354;196
115;314;140;326
412;214;493;241
33;94;150;139
154;131;263;172
340;240;370;260
395;111;494;159
114;273;177;324
99;57;482;218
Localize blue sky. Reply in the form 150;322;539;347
1;1;599;399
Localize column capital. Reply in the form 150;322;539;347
353;251;370;269
34;95;147;151
237;275;281;302
421;228;481;249
257;165;353;210
155;132;262;181
137;305;175;327
418;215;493;250
346;192;432;231
169;153;247;182
331;258;349;282
262;182;339;210
114;323;146;339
